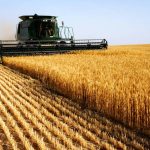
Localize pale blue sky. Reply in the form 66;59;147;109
0;0;150;45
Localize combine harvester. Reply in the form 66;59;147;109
0;14;108;62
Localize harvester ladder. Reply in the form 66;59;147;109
59;26;74;39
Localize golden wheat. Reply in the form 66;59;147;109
3;45;150;134
0;45;150;149
0;115;19;150
0;65;149;149
0;70;127;149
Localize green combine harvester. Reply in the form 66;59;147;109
0;14;108;60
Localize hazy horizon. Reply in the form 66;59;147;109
0;0;150;45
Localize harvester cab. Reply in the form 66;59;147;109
16;14;74;41
0;14;108;60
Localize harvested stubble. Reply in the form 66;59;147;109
3;45;150;135
0;65;150;149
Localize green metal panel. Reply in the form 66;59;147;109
16;14;74;41
17;14;61;41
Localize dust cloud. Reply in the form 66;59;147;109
0;21;16;40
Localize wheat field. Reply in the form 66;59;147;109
3;45;150;135
0;65;150;149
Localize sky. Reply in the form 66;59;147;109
0;0;150;45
